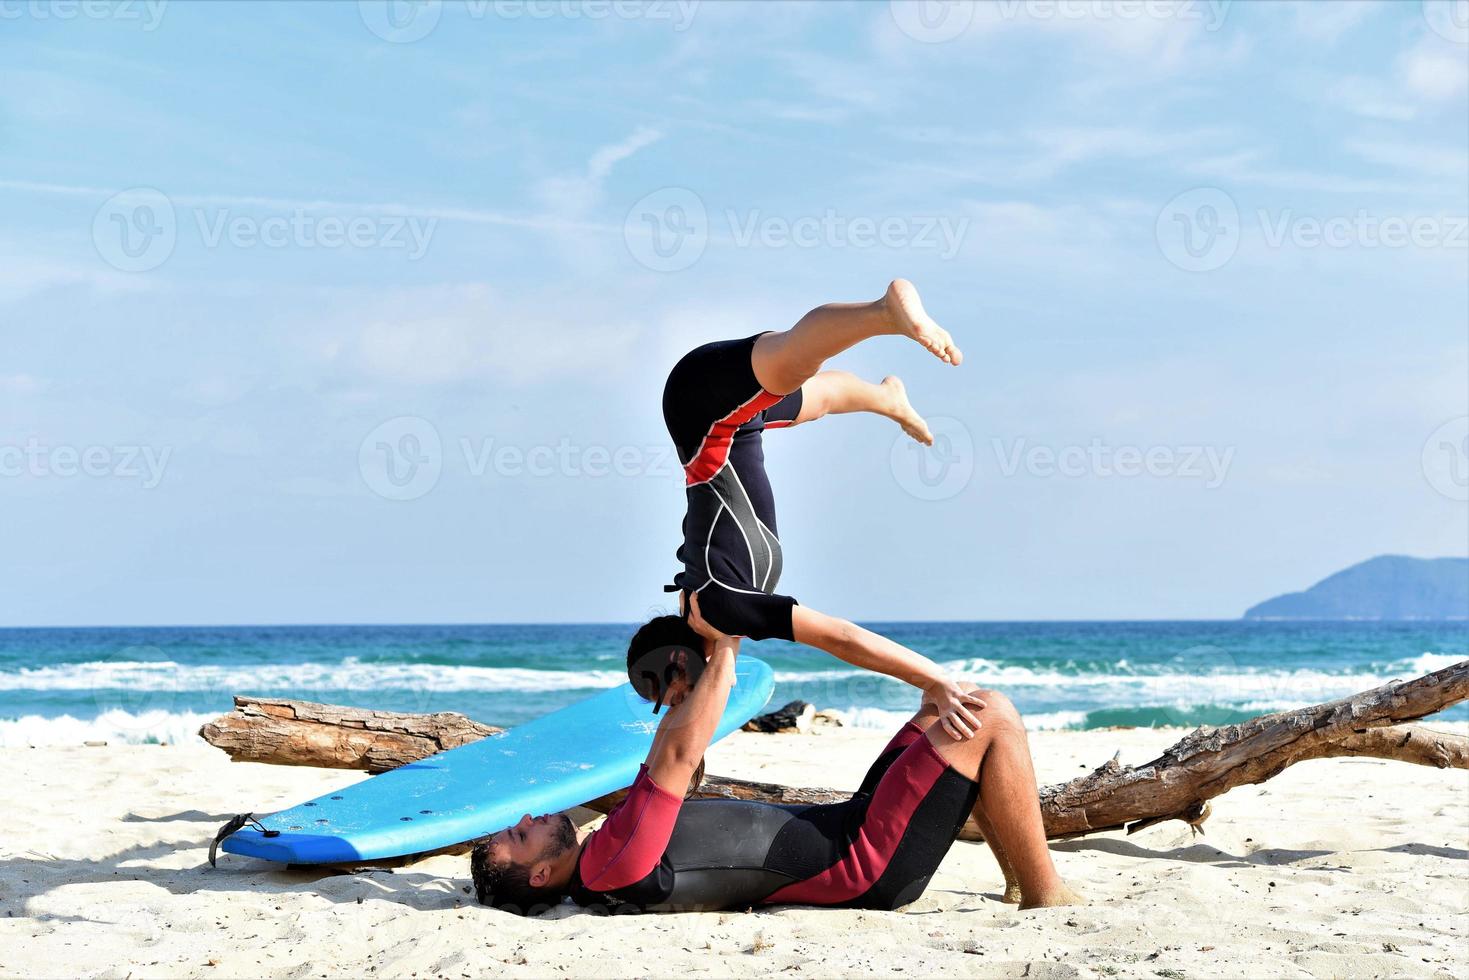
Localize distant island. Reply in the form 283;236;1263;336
1242;555;1468;621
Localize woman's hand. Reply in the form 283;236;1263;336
923;679;987;741
684;591;736;648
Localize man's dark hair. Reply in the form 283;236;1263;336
625;614;705;707
470;839;567;917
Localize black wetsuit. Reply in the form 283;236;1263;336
566;720;979;913
662;333;804;641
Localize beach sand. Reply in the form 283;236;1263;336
2;724;1465;979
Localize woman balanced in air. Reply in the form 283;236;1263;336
627;279;985;739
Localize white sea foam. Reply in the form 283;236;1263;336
1;651;1458;703
1399;652;1465;675
0;709;216;747
828;706;1090;732
776;660;1456;705
0;658;627;693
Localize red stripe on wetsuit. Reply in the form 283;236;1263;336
576;765;683;892
761;723;949;906
683;390;784;486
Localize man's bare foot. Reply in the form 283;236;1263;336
1018;881;1085;910
1001;880;1024;904
879;376;933;445
884;279;962;366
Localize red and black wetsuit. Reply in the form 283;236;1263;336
662;333;804;641
565;720;980;913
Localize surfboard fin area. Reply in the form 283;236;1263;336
216;657;775;865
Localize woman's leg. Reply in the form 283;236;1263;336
790;371;934;445
751;279;961;396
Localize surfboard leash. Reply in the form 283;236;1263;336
208;812;280;867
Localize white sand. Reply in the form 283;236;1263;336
2;725;1466;979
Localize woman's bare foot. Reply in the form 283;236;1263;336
883;279;962;366
879;376;933;445
1018;881;1085;910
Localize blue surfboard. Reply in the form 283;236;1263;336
219;657;775;864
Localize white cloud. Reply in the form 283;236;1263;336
1285;0;1380;44
0;374;47;395
1400;39;1469;102
1318;74;1418;121
1344;138;1469;182
0;251;153;306
326;283;644;387
533;126;663;217
871;0;1233;74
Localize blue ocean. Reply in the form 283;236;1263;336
0;622;1463;746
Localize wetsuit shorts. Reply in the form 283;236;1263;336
567;720;980;913
662;333;804;641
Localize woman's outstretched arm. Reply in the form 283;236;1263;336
790;604;983;740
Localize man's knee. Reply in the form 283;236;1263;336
972;687;1024;734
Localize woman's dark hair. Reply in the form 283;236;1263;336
625;614;705;709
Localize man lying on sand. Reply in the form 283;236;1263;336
472;599;1082;915
625;279;984;740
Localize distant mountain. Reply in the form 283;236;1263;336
1243;555;1469;621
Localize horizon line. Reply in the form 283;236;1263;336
7;617;1464;631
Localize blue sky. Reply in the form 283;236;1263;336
1;0;1465;625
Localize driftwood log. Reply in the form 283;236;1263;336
198;696;502;773
200;660;1468;843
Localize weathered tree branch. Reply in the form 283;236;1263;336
200;660;1468;842
1036;658;1468;838
198;696;502;773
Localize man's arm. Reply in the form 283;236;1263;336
791;604;984;740
644;633;739;795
